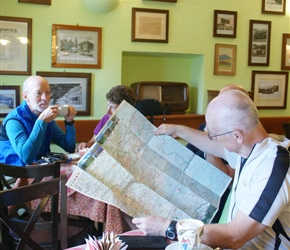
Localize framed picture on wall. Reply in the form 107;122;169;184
18;0;51;5
52;24;102;68
0;16;32;75
36;71;92;116
281;33;290;70
262;0;286;15
248;20;271;66
132;8;169;43
0;86;20;117
214;44;237;76
142;0;177;2
251;71;288;109
213;10;237;38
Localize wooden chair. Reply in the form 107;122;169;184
283;122;290;139
0;162;97;249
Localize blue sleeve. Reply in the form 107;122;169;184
51;122;76;153
6;119;48;164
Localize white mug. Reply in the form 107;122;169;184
177;219;204;250
58;105;69;117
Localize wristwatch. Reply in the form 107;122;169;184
165;220;177;240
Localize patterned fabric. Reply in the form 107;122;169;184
13;164;125;234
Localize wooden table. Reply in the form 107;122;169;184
14;163;125;234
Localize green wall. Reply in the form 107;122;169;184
1;0;290;119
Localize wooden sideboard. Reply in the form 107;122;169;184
54;114;290;143
55;113;206;143
1;114;289;143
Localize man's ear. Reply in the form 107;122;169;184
22;92;28;101
234;130;243;144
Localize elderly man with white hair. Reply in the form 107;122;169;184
0;75;77;166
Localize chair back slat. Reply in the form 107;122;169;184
0;162;66;250
0;162;60;179
0;179;59;207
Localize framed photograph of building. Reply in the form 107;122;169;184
0;16;32;75
281;33;290;70
132;8;169;43
52;24;102;68
214;44;237;76
251;71;288;109
262;0;286;15
36;71;92;116
0;86;20;117
248;20;271;66
213;10;237;38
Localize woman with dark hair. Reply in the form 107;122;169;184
77;85;136;151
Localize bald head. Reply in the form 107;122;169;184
22;76;51;115
206;90;259;133
22;76;49;93
219;84;249;96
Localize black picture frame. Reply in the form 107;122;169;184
251;70;288;109
262;0;286;15
132;8;169;43
213;10;237;38
0;16;32;75
36;71;92;116
248;20;271;66
281;33;290;70
0;86;20;117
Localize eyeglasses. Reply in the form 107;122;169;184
30;91;52;98
208;130;235;141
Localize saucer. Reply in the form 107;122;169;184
165;242;213;250
66;152;80;161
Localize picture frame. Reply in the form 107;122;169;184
214;44;237;76
18;0;51;5
0;16;32;75
52;24;102;68
248;20;271;66
0;86;20;117
251;71;288;109
143;0;177;2
262;0;286;15
132;8;169;43
213;10;237;38
281;33;290;70
36;71;92;116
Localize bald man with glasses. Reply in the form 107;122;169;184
132;90;290;250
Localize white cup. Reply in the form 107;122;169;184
177;219;204;250
58;105;69;117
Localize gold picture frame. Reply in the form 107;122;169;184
52;24;102;69
214;44;237;76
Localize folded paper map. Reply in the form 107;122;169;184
66;101;231;223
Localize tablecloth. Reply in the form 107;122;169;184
13;163;125;234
